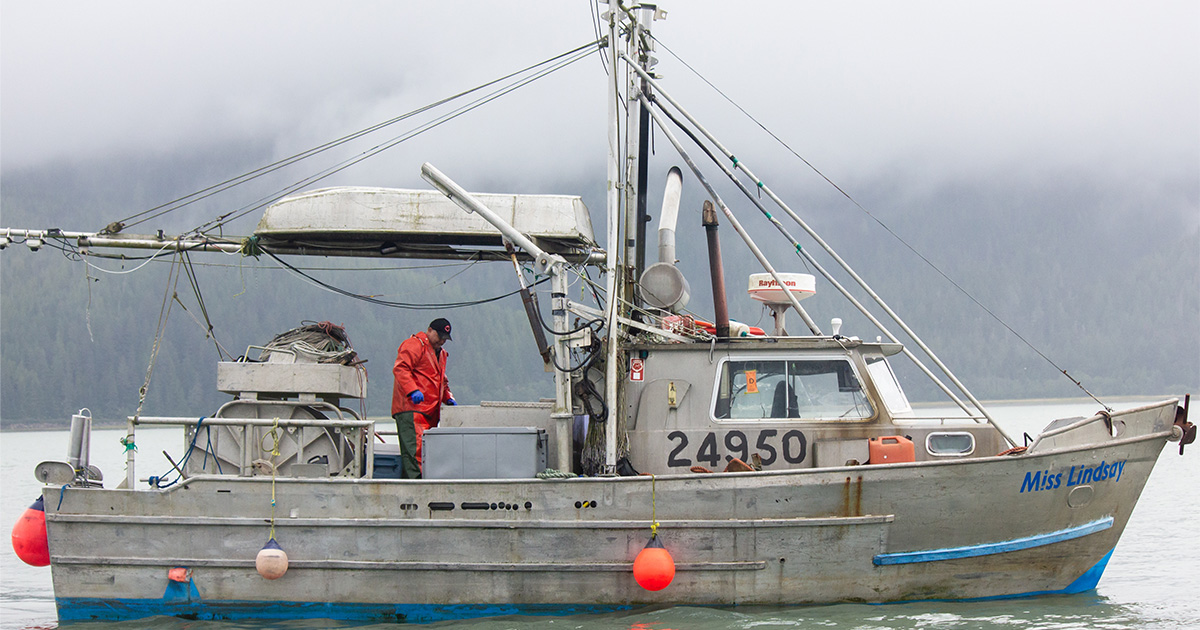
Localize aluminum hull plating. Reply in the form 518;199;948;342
45;401;1175;623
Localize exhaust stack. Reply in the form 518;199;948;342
702;200;730;338
638;167;690;313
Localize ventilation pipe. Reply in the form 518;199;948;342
638;167;690;312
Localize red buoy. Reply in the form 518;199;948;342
11;496;50;567
633;534;675;591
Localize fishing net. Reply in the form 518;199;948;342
260;321;359;365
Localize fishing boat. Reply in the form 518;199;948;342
4;1;1193;624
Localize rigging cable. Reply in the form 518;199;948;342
191;43;599;236
176;251;234;361
652;35;1111;411
651;98;814;275
133;249;186;427
113;39;602;233
261;249;548;310
79;246;484;272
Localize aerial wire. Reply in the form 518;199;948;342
191;43;598;235
261;250;548;310
652;34;1110;410
114;39;602;232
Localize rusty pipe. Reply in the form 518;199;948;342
702;200;730;338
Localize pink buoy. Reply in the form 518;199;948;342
256;537;288;579
11;496;50;567
632;534;675;591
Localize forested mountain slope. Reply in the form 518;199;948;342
2;148;1196;425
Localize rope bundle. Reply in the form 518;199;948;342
261;321;359;365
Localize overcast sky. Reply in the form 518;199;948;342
2;1;1197;202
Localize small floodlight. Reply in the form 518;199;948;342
26;238;43;252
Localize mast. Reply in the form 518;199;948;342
631;4;656;293
603;1;661;474
602;0;623;474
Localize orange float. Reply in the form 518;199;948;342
632;534;675;591
11;496;50;567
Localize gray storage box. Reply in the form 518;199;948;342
423;426;547;480
372;443;403;479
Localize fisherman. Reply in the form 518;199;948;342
392;318;456;478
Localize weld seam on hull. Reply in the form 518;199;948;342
52;557;766;571
872;516;1114;565
47;513;893;529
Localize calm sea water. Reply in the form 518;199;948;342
2;398;1197;630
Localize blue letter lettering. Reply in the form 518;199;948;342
1021;471;1042;493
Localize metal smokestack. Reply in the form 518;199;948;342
703;200;730;338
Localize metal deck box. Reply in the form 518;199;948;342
372;443;402;479
422;426;547;480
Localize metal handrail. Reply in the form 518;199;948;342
132;416;373;428
124;405;378;483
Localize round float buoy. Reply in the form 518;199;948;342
632;534;675;591
11;496;50;567
256;537;288;579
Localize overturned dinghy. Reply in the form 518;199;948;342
254;186;600;262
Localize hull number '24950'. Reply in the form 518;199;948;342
666;429;808;469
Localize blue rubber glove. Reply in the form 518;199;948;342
408;390;424;404
447;398;457;406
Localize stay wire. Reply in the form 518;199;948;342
116;39;602;232
589;0;608;74
653;34;1107;409
193;46;596;235
651;98;813;275
134;250;185;426
192;44;599;236
81;245;481;271
262;249;548;310
178;251;234;361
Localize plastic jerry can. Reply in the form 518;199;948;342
868;435;915;464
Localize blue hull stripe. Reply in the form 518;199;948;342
57;548;1118;623
869;547;1116;605
873;516;1114;566
56;598;631;624
989;546;1115;598
55;520;1117;624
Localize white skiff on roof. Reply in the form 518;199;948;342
255;186;597;255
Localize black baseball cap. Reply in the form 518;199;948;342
429;318;452;341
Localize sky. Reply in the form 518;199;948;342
0;0;1196;403
2;0;1197;214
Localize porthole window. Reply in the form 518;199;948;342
926;432;975;456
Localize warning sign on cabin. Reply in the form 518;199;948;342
629;357;645;382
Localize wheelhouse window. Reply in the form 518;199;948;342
865;355;912;415
714;358;874;420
